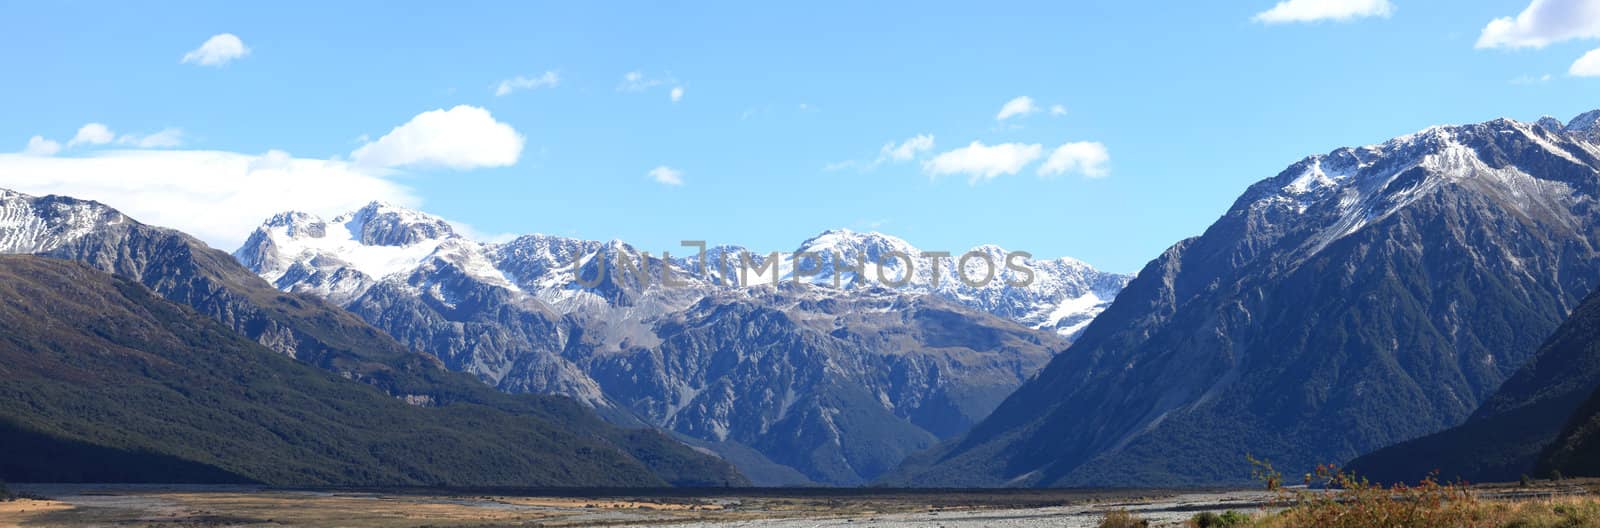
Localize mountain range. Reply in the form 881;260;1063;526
885;110;1600;486
11;109;1600;490
0;189;745;487
231;204;1128;484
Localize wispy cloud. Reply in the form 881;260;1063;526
1510;73;1555;84
880;134;935;163
181;33;250;66
1039;141;1110;178
20;136;60;157
649;165;684;186
619;71;676;92
826;134;935;172
494;71;560;96
1252;0;1394;24
24;123;185;156
996;96;1040;121
120;128;184;148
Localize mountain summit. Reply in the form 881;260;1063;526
886;110;1600;487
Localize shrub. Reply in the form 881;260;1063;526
1097;509;1150;528
1190;510;1250;527
1251;458;1480;528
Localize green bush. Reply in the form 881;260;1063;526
1191;510;1250;527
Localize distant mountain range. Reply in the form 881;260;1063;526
0;189;745;487
885;110;1600;486
231;204;1127;484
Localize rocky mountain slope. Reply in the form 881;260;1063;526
885;111;1600;486
233;204;1114;484
0;255;715;486
1347;282;1600;484
0;188;746;487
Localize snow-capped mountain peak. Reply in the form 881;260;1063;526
1568;110;1600;143
0;189;126;255
334;201;457;247
1569;110;1600;132
234;202;470;302
234;206;1131;339
1538;116;1568;133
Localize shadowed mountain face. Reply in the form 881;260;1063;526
1536;371;1600;478
0;190;746;487
0;255;698;486
1347;283;1600;484
232;203;1100;484
885;111;1600;487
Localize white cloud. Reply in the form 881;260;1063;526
21;136;60;157
68;123;115;147
181;33;250;66
119;128;184;148
0;149;415;250
1050;104;1068;117
494;71;560;96
996;96;1039;121
649;165;684;186
826;134;935;171
1252;0;1394;24
619;71;673;92
1478;0;1600;49
247;149;294;172
351;105;524;169
1039;141;1110;178
1573;47;1600;76
61;123;184;149
879;134;935;163
922;141;1043;184
23;123;184;157
671;86;685;102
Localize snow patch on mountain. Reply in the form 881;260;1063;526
0;189;123;254
1247;116;1600;262
236;203;1129;340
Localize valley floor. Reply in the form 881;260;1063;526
4;484;1268;527
12;482;1599;527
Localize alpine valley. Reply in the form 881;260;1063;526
232;206;1129;484
11;109;1600;493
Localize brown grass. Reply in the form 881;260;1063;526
0;498;72;524
1098;508;1151;528
1244;459;1600;528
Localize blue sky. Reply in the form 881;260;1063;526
3;0;1599;273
